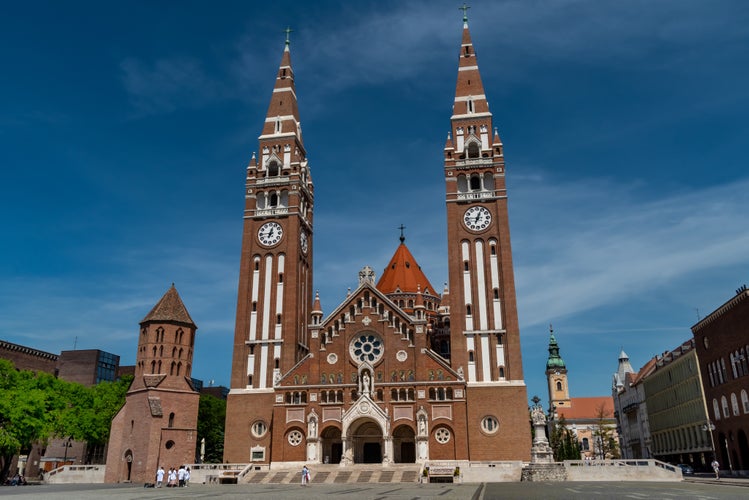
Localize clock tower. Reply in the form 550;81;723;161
546;326;571;415
224;34;314;462
444;13;531;459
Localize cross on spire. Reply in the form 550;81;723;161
459;3;470;23
398;224;406;243
284;26;293;46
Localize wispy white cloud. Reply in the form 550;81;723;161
511;173;749;329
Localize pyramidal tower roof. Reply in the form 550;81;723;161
451;10;491;121
141;284;196;327
259;29;304;148
376;236;437;298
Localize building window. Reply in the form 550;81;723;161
713;398;721;420
165;440;175;450
556;381;563;391
251;421;267;438
168;413;175;428
481;416;499;434
731;393;741;416
722;396;730;418
251;446;265;461
741;390;749;413
582;438;590;450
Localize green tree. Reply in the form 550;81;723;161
592;403;620;459
549;415;581;461
196;394;226;463
0;359;132;480
0;360;67;482
55;375;132;462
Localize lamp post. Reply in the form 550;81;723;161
702;421;716;467
62;436;73;467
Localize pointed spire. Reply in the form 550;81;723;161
141;284;196;327
259;33;303;146
312;290;322;314
444;131;454;150
546;324;565;370
452;12;490;122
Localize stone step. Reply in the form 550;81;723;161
241;465;422;485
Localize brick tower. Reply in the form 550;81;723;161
224;34;314;462
443;12;531;459
105;285;199;483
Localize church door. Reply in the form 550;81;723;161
363;442;381;463
400;442;415;463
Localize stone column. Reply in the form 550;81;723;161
383;437;393;465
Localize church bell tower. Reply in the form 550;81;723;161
224;33;314;462
443;10;531;460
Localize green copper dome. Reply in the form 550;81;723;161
546;331;566;370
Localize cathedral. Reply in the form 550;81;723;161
224;14;531;466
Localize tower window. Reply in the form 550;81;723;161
463;261;469;271
468;143;480;159
493;289;499;300
466;304;472;315
469;351;475;362
467;99;474;113
277;314;282;324
252;301;257;312
278;273;284;283
556;381;563;391
168;412;175;428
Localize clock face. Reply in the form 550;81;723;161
463;206;492;231
258;222;283;246
300;231;309;254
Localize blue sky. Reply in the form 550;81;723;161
2;0;748;403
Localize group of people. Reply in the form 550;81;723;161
155;465;190;487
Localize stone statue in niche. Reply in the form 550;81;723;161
362;371;371;395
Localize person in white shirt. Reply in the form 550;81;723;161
155;466;165;487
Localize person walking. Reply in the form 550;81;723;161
184;467;191;487
301;465;310;486
156;466;165;488
711;458;720;479
177;465;186;487
168;467;177;487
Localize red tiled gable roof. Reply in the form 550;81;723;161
557;396;615;420
141;284;196;327
376;243;437;296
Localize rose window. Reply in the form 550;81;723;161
435;427;451;444
287;430;303;446
350;333;384;364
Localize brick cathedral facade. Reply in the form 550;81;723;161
224;16;531;466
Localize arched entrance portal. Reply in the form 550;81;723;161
124;450;133;481
321;426;343;464
351;420;383;464
393;425;416;463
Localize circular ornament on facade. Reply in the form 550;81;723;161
287;430;303;446
349;333;384;364
396;350;408;362
251;420;268;438
359;402;370;413
435;427;451;444
327;353;338;365
480;416;500;435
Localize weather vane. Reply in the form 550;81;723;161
398;224;406;243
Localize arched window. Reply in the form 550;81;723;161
741;390;749;413
582;438;590;450
722;396;730;418
269;192;278;207
168;412;175;428
556;381;563;391
469;174;481;190
713;398;721;420
268;161;279;177
731;393;740;416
